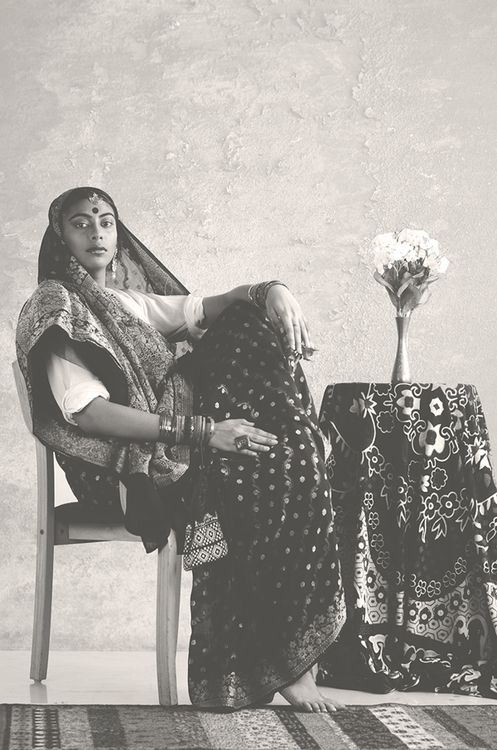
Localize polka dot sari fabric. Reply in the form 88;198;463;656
185;302;346;709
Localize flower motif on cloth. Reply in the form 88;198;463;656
396;388;421;417
376;550;391;569
418;421;446;457
426;580;442;597
441;491;459;520
454;556;468;576
370;532;385;551
429;397;444;417
465;436;491;471
366;570;377;590
377;409;395;434
442;569;456;588
431;467;448;491
366;445;385;476
368;511;380;530
350;392;377;418
419;490;461;541
364;491;374;510
423;492;443;522
415;579;427;597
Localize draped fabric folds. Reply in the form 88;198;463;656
181;302;346;708
317;382;497;699
16;188;194;550
15;188;346;706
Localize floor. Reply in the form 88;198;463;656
1;650;496;706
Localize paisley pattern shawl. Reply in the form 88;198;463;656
15;188;193;490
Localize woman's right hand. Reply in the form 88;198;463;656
208;418;278;457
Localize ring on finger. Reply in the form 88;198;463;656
235;435;251;451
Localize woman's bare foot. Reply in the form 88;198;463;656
279;668;341;713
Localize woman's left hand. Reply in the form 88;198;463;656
265;284;314;358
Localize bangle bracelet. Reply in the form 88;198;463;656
248;280;287;310
158;413;175;445
159;414;215;447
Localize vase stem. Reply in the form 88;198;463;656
391;315;411;383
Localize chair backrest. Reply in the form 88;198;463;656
12;361;135;542
12;360;34;434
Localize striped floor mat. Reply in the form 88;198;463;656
1;703;497;749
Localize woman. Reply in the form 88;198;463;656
16;187;345;712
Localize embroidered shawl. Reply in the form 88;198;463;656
15;188;194;528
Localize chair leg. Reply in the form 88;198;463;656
30;442;55;681
156;531;182;705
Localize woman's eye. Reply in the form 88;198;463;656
102;220;114;228
74;222;88;229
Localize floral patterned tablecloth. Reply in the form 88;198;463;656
317;382;497;698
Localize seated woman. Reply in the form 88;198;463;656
16;187;346;712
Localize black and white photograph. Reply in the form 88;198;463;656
2;1;497;748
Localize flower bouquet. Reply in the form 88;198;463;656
371;229;449;383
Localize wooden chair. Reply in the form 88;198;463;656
12;361;182;705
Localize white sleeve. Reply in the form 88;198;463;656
46;350;110;426
123;290;207;340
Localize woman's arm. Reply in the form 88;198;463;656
201;285;251;325
74;397;161;439
203;284;314;356
74;397;278;457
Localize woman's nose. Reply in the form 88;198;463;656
91;227;103;240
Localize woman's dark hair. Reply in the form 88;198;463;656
58;187;118;223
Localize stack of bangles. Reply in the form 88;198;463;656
158;414;215;448
247;280;287;309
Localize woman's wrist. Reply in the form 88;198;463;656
158;413;215;448
248;280;288;310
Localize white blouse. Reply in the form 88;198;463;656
46;290;206;425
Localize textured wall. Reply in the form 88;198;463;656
1;0;497;650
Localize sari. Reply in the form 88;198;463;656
16;187;346;708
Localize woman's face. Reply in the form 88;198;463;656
60;196;118;278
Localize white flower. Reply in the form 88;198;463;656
397;229;432;249
392;241;411;260
426;239;440;257
373;232;397;250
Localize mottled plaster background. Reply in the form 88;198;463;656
1;0;496;651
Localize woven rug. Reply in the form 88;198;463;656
2;703;497;749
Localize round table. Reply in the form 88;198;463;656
316;382;497;698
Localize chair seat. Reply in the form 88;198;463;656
54;502;139;544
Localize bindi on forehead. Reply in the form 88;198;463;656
88;192;107;214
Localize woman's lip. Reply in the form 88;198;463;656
87;246;106;253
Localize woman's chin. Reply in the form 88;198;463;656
80;258;111;274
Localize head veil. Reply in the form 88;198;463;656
16;187;194;550
38;186;188;295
